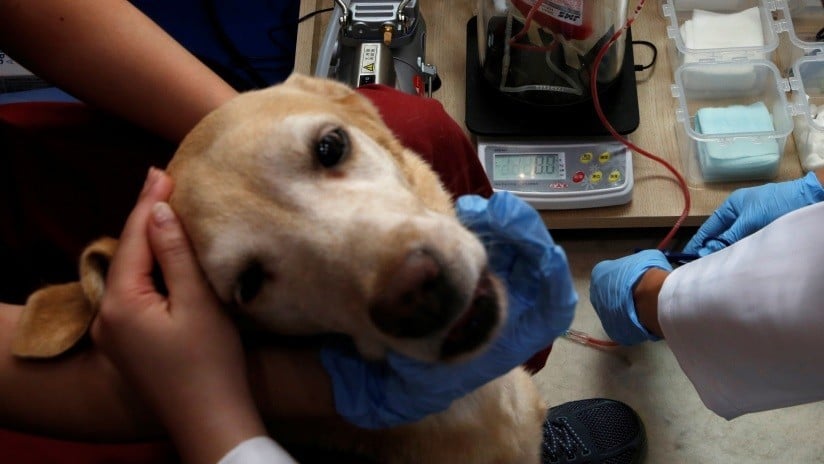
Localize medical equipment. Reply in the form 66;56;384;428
314;0;438;97
478;138;632;209
468;0;640;209
563;329;619;350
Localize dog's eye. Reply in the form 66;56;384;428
234;261;265;306
315;128;349;168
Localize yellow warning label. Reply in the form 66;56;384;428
360;44;379;75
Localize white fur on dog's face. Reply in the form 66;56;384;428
167;75;504;362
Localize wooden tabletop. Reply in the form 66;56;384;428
296;0;804;229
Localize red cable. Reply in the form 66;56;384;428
590;0;691;250
506;1;691;349
568;0;691;349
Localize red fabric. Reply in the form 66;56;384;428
0;102;175;304
357;85;493;199
0;428;176;464
0;88;547;463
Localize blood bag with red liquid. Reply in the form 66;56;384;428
477;0;629;105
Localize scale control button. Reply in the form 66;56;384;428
598;151;611;164
572;171;585;183
580;152;593;164
590;171;603;184
608;169;622;184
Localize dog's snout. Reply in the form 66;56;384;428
369;249;461;339
439;269;501;360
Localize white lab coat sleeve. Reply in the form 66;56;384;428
217;436;298;464
657;201;824;420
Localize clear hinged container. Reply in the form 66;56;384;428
662;0;779;73
672;59;793;185
789;55;824;172
775;0;824;74
476;0;630;105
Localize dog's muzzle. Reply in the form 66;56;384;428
369;249;501;360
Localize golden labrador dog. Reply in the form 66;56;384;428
10;74;547;463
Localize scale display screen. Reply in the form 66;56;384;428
493;153;563;181
478;139;633;210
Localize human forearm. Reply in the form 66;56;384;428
657;202;824;418
815;167;824;186
0;302;337;442
631;268;668;339
0;0;237;141
0;302;162;439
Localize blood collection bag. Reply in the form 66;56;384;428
509;0;593;40
477;0;629;105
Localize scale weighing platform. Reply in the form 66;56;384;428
465;17;640;210
478;138;632;209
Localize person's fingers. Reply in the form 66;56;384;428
106;168;174;293
146;201;210;308
699;238;730;255
682;206;732;254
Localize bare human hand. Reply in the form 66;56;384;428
91;167;267;464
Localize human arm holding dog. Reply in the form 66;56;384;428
589;171;824;419
91;167;297;464
0;0;567;439
0;0;237;142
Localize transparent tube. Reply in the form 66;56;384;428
314;2;345;79
478;0;628;105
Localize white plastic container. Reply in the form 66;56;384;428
663;0;779;73
789;55;824;172
672;59;794;184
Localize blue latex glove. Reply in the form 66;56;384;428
684;171;824;256
321;191;577;429
589;250;673;345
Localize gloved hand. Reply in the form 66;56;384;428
589;250;673;345
684;171;824;256
321;191;577;429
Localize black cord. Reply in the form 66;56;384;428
632;40;657;71
198;5;336;90
299;7;334;24
266;7;333;52
816;26;824;42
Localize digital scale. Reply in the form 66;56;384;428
478;138;632;209
465;16;640;210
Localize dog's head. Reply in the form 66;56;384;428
12;74;505;363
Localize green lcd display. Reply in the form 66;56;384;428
493;153;563;181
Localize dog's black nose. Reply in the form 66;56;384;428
369;249;460;339
439;269;500;360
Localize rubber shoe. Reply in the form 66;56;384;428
541;398;646;464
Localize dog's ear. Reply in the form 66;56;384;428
78;237;118;310
10;237;117;359
11;282;96;358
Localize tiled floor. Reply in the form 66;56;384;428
533;228;824;464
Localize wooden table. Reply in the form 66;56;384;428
295;0;803;229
